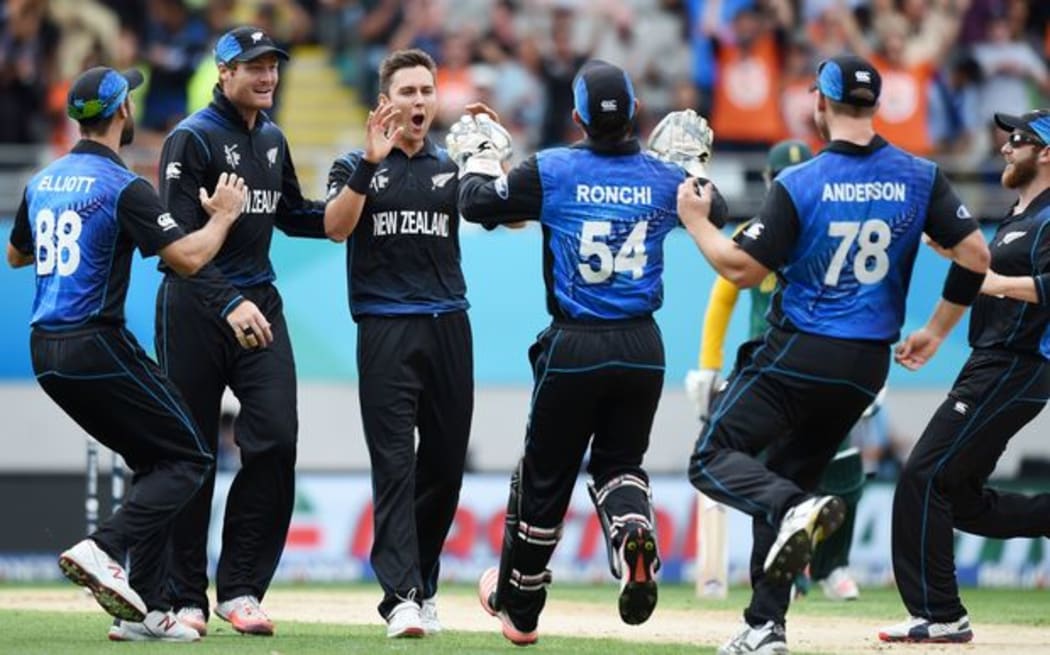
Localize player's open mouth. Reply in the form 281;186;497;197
411;114;425;127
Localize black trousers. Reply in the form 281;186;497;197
357;311;474;619
893;349;1050;622
31;326;213;611
502;319;664;629
688;327;888;627
157;277;298;612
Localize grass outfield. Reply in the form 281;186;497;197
0;583;1047;654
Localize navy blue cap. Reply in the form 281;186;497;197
812;55;881;107
67;67;143;122
214;26;289;65
572;60;636;127
994;110;1050;146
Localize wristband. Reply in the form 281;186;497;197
346;159;378;195
942;262;985;305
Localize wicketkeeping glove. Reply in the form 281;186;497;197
446;114;514;178
647;108;714;178
685;368;722;423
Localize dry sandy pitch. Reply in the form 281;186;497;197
2;588;1048;653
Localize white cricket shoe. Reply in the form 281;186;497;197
478;566;539;646
175;606;208;636
58;538;146;622
718;621;789;655
108;610;201;642
386;599;424;638
421;596;442;635
215;595;274;635
763;496;845;585
818;567;859;601
878;615;973;643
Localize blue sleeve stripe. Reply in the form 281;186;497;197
220;295;245;317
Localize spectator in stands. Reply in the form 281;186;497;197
929;51;986;164
537;6;590;147
356;0;403;102
837;2;962;156
686;0;754;118
708;1;792;150
779;36;823;152
973;9;1050;136
141;0;209;132
0;0;60;145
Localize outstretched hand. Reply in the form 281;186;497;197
200;172;246;220
364;99;404;164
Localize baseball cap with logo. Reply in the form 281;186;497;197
811;55;882;107
572;60;636;131
993;109;1050;146
214;26;290;65
766;139;813;177
67;67;144;123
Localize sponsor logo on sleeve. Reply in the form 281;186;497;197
165;162;181;180
956;204;972;219
157;213;177;231
495;175;509;199
267;147;278;167
742;222;765;240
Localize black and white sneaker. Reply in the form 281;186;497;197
718;621;789;655
878;615;973;643
763;496;845;585
617;525;659;625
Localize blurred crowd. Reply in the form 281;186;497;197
1;0;1048;165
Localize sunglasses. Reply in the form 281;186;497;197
1008;132;1046;148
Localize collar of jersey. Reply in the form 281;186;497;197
390;137;439;160
1006;187;1050;223
822;134;888;156
71;139;127;168
210;85;270;132
572;137;641;155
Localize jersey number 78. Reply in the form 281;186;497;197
824;219;891;286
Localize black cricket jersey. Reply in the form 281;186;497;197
970;187;1050;359
10;140;185;329
158;86;326;316
325;138;468;319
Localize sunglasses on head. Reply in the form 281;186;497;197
1008;132;1046;148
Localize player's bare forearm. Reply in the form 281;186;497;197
981;271;1039;303
923;298;968;339
159;209;239;276
686;220;768;288
324;187;365;242
6;243;33;268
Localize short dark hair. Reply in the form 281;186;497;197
827;98;877;119
581;112;634;143
379;49;437;95
78;111;118;137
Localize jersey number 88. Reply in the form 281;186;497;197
35;209;83;277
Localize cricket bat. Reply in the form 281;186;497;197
696;492;728;599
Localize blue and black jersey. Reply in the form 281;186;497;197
458;138;684;321
736;135;979;342
9;140;185;330
970;188;1050;359
158;86;326;316
325;138;468;320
